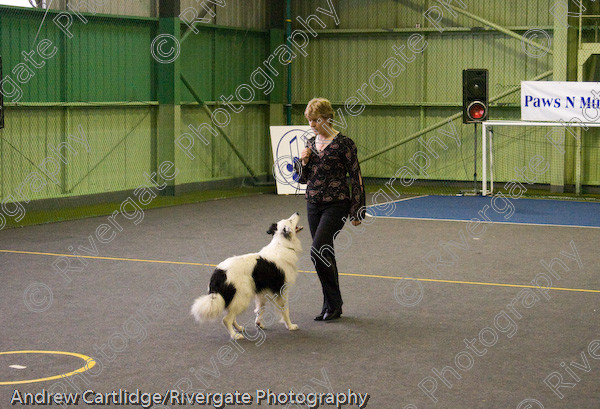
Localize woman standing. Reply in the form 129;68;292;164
295;98;365;321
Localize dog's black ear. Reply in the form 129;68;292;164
267;223;277;235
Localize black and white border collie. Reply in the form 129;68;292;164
191;213;303;339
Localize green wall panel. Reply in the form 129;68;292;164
180;29;268;103
582;129;600;185
67;20;153;102
293;33;552;107
0;8;154;103
68;107;153;194
0;11;63;103
0;107;64;201
0;106;153;201
178;105;269;184
180;29;214;102
293;0;555;30
215;0;268;29
214;30;268;99
177;106;214;183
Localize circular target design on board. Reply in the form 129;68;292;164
273;128;314;190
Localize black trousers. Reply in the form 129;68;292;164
307;200;350;313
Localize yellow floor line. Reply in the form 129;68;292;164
0;249;219;267
323;271;600;293
3;249;598;294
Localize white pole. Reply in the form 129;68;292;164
482;123;487;196
490;127;494;195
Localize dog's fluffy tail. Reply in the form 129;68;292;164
191;293;225;322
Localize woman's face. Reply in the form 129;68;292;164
306;114;331;137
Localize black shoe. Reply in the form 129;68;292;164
323;307;342;321
314;311;326;321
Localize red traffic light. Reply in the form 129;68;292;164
467;101;486;121
463;69;488;124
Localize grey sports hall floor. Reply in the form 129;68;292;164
1;193;599;409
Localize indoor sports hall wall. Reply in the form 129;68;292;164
1;0;599;217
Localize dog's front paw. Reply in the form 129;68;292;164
287;324;299;331
232;333;245;340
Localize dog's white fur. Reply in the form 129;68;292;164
191;213;302;339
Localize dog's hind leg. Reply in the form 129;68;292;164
223;313;244;340
233;319;244;333
254;294;267;329
274;294;298;331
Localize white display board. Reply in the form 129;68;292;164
521;81;600;122
269;126;313;195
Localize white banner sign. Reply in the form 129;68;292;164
269;126;313;195
521;81;600;123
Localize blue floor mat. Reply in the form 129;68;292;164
367;195;600;228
